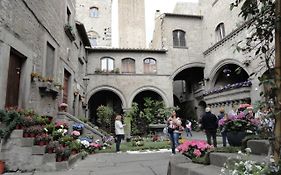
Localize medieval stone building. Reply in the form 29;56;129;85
0;0;267;124
83;0;266;123
0;0;90;117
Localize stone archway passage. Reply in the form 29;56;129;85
88;90;123;129
131;90;164;135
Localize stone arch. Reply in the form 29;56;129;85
128;86;169;108
87;85;127;109
207;58;250;88
170;62;205;80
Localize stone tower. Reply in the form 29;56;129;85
76;0;112;47
118;0;146;48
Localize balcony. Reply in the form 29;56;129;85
64;24;76;41
204;86;251;105
38;82;60;99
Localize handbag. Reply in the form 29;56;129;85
168;127;174;133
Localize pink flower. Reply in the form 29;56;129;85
193;149;202;157
177;140;211;158
71;130;80;136
59;103;68;107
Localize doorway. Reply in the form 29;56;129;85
5;49;25;108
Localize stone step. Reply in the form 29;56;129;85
169;161;221;175
10;130;23;138
32;145;46;155
247;139;269;155
209;152;268;167
188;165;221;175
21;138;34;147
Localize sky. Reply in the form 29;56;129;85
112;0;199;47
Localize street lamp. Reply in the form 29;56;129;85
82;77;90;119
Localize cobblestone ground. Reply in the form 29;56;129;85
4;131;222;175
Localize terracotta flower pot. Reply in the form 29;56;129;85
0;160;5;174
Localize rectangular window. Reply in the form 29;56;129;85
78;57;84;76
63;70;71;103
67;7;71;24
45;42;55;78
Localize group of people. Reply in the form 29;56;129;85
115;111;192;154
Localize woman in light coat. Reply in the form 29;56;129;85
115;115;126;152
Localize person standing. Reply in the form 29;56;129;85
185;119;192;137
115;115;125;153
201;107;218;147
167;111;181;154
219;113;229;147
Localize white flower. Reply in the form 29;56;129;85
81;140;90;148
270;156;275;163
245;148;251;153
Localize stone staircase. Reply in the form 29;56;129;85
168;139;270;175
1;112;106;173
1;129;83;172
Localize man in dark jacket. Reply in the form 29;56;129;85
201;107;218;147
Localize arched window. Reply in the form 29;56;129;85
89;7;99;17
122;58;135;73
173;30;186;47
215;23;225;42
143;58;157;74
87;31;99;47
101;57;114;72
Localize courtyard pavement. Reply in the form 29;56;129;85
4;131;222;175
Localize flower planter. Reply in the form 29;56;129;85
47;148;54;154
0;160;5;174
56;156;63;162
16;124;22;129
226;131;246;146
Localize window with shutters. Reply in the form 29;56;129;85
122;58;135;73
143;58;157;74
45;42;55;78
173;30;186;47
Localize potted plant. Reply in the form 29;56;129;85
71;130;81;139
177;140;213;160
44;123;55;134
55;145;65;162
72;123;84;135
59;103;68;112
69;141;81;155
62;148;71;161
45;141;58;154
34;133;51;146
59;135;73;147
218;112;260;146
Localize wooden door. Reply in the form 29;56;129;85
63;70;71;103
5;52;23;107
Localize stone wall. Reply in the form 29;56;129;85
0;0;88;117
